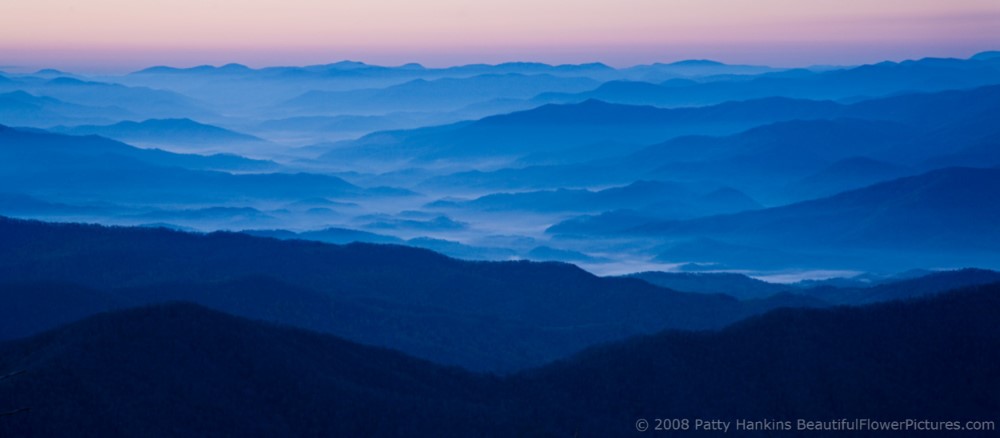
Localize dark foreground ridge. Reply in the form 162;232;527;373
1;283;998;436
0;216;826;372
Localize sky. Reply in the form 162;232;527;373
2;0;999;72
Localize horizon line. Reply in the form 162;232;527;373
2;48;997;76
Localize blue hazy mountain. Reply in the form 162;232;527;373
284;74;601;114
647;237;851;271
321;97;845;168
330;83;1000;177
243;227;525;261
638;167;1000;249
125;59;713;93
127;59;781;84
535;54;1000;107
131;60;616;78
627;268;1000;303
368;215;466;231
417;164;616;192
257;114;407;132
0;192;110;218
845;84;1000;136
244;227;405;245
2;283;997;436
0;124;275;173
253;113;421;143
405;237;521;261
417;118;913;197
796;268;1000;305
0;76;214;119
526;245;608;264
417;85;1000;197
635;84;1000;160
626;271;792;300
0;216;828;371
620;59;780;82
550;167;1000;271
634;118;917;202
430;180;761;218
437;61;617;78
0;126;388;206
119;61;620;110
430;180;694;212
0;90;135;127
789;157;914;199
51;118;265;148
129;206;275;223
132;63;256;76
921;108;1000;168
972;50;1000;61
30;68;77;77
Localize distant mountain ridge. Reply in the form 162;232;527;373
51;118;264;146
534;55;1000;107
431;180;762;219
127;58;771;82
284;73;601;114
547;167;1000;271
0;124;274;173
0;90;134;126
324;83;1000;174
630;167;1000;250
0;126;385;206
626;271;791;300
0;75;213;119
321;96;848;167
412;84;1000;199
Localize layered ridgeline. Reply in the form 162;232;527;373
550;166;1000;272
626;269;1000;303
0;216;824;372
104;52;1000;118
319;97;849;170
426;180;762;218
414;84;1000;196
0;76;213;122
115;59;770;109
0;126;411;209
1;283;997;436
3;217;999;374
0;124;274;172
49;118;267;152
282;73;602;114
533;54;1000;106
0;90;134;127
5;53;997;149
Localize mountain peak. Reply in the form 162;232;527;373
33;68;69;75
668;59;725;66
325;60;369;70
138;117;199;126
218;63;252;72
971;50;1000;61
1;89;35;99
131;65;178;74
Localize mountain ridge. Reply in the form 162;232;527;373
1;282;998;436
